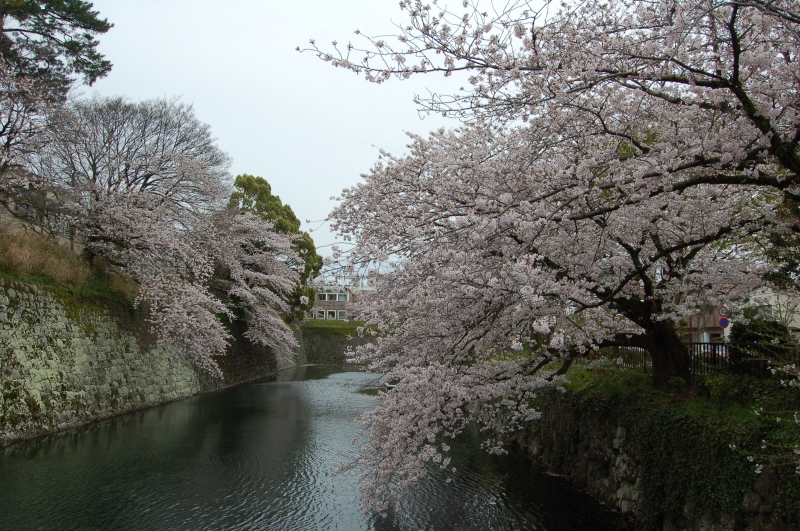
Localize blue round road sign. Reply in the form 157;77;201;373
719;317;729;328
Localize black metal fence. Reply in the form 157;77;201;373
686;342;730;377
597;346;652;372
686;342;800;379
598;342;800;379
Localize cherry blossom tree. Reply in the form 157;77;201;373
333;124;777;512
28;95;300;376
209;207;301;367
0;62;50;217
310;0;799;200
228;174;323;322
307;0;800;512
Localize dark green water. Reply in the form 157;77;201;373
0;366;622;530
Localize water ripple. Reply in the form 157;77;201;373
1;366;621;531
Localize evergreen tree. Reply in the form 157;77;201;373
229;174;322;322
0;0;112;99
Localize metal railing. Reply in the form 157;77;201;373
686;342;800;379
597;346;651;372
597;342;799;379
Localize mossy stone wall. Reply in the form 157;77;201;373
298;324;373;364
0;278;299;447
514;388;798;531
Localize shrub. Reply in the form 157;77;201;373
730;318;792;345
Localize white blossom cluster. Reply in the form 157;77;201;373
312;0;800;513
22;96;300;377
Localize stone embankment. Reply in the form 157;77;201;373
0;278;307;447
298;325;373;364
513;390;795;531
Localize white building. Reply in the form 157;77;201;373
308;275;378;321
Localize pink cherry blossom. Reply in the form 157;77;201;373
311;0;800;513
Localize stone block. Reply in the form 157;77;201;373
754;470;779;507
1;280;286;447
743;491;762;513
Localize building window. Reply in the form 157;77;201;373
317;293;327;301
327;310;336;320
338;311;347;320
316;310;325;319
338;294;348;302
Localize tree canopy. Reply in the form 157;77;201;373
230;174;301;233
309;0;800;512
0;0;112;98
730;317;792;345
229;174;322;321
27;97;300;375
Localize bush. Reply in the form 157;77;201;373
730;318;792;345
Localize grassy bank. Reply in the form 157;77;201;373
0;227;138;303
300;319;369;337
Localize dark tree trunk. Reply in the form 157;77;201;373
643;319;691;387
612;297;691;387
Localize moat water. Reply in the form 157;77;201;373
0;366;621;530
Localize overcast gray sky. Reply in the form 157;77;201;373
86;0;460;252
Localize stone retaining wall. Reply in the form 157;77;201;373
0;278;302;447
298;325;373;364
513;395;644;522
513;391;794;531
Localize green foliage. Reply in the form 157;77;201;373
300;319;367;337
634;401;759;528
635;374;800;528
730;317;792;345
72;269;139;304
0;0;112;98
229;174;302;233
542;367;800;529
704;372;747;400
229;174;323;322
564;365;652;398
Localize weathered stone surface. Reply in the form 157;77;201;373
744;491;763;513
755;470;779;511
0;279;304;447
747;515;789;531
512;392;797;531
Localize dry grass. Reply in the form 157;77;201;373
0;226;140;301
0;227;89;285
